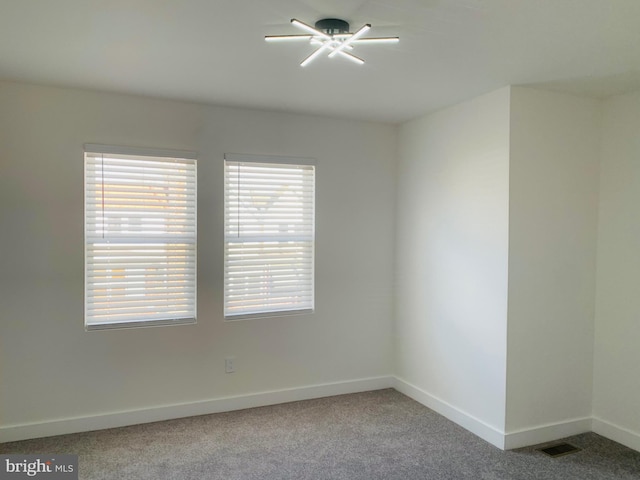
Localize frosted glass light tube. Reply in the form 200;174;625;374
328;24;371;58
265;34;313;42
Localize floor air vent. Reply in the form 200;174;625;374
538;443;581;457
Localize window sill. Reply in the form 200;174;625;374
85;317;196;331
224;309;314;322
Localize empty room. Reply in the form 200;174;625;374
1;1;639;479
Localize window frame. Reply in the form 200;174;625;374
223;153;316;321
83;144;197;331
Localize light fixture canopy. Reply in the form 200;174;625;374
314;18;350;35
265;18;399;67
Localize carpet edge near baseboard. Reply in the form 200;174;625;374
592;417;640;453
4;376;639;455
392;377;507;449
0;375;395;444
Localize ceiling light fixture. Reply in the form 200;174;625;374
265;18;399;67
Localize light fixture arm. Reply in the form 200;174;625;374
328;23;371;58
290;19;331;40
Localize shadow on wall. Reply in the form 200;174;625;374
524;70;640;98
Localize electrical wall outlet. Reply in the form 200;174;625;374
225;357;235;374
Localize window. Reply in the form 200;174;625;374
84;144;197;330
224;154;315;319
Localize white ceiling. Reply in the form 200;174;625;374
0;0;639;123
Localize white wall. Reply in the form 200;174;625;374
0;81;396;438
505;88;601;444
395;87;511;445
593;90;640;451
4;78;639;452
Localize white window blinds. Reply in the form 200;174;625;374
84;145;197;330
224;154;315;319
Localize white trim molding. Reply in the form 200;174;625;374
592;417;640;453
2;377;639;455
393;377;507;449
84;143;197;160
0;376;394;443
503;417;592;450
392;377;596;451
224;152;316;166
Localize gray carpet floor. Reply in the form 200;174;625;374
1;389;639;479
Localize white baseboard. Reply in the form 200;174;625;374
0;376;394;443
393;377;506;449
504;417;592;450
392;377;598;451
593;417;640;453
4;376;638;455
